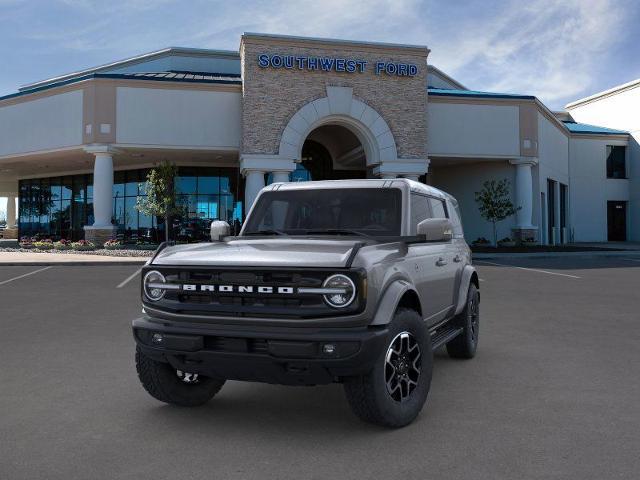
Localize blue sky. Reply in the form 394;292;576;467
1;0;639;108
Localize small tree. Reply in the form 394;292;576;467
474;179;519;246
136;161;182;243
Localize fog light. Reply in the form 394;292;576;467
152;333;164;344
322;343;336;354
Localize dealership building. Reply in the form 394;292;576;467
0;33;637;244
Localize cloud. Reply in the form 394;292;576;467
426;0;630;108
1;0;637;109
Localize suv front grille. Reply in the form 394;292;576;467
143;267;365;319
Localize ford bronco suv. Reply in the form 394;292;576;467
133;179;480;427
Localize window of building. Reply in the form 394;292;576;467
606;145;626;179
18;166;243;242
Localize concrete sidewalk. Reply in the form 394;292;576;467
0;251;149;266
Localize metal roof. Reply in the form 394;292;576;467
0;71;242;103
428;87;535;100
562;121;628;135
19;47;240;92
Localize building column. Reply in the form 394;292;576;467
271;171;290;184
2;194;18;240
240;154;295;212
244;170;266;211
510;157;538;242
6;195;17;228
83;145;118;245
373;158;430;180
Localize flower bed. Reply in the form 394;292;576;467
71;240;96;251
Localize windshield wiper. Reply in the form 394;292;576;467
243;229;287;236
303;229;373;238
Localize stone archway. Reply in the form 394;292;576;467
278;86;398;167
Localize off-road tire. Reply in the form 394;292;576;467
343;308;432;428
135;346;225;406
446;283;480;359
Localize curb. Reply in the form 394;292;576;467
473;251;640;260
0;260;148;266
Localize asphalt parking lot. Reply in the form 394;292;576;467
1;256;639;479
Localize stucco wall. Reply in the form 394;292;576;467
0;90;83;156
568;87;639;241
430;161;517;243
115;87;242;148
569;137;629;241
240;36;428;159
427;102;520;157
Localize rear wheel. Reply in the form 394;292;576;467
135;346;225;406
343;308;432;428
446;283;480;359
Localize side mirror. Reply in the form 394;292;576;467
417;218;453;242
210;220;231;242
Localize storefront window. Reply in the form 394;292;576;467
18;166;242;242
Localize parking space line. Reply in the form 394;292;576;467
0;266;52;286
117;268;142;289
475;260;581;279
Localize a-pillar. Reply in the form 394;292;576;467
509;157;539;242
83;145;118;245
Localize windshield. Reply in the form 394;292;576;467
243;188;402;236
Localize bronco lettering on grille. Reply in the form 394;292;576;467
181;284;296;294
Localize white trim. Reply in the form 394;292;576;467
565;78;640;109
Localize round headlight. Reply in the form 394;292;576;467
323;274;356;308
144;270;166;301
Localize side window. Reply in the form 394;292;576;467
429;198;448;219
410;193;431;234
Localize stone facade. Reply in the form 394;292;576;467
240;34;429;161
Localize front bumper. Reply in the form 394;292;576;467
132;316;389;386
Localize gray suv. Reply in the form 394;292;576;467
133;179;480;427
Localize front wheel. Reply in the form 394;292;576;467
343;308;433;428
135;346;225;406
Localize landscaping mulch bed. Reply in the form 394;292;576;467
471;245;621;253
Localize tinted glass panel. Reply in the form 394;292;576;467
606;145;626;179
244;188;402;236
429;198;448;218
410;194;431;234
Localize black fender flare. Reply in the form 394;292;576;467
370;280;420;326
454;265;479;315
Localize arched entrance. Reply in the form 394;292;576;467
296;124;367;181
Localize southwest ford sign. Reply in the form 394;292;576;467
257;54;418;77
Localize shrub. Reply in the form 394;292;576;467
104;239;123;250
54;239;73;250
472;237;491;246
71;240;96;251
33;239;54;250
19;236;34;249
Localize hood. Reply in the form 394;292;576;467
151;238;362;268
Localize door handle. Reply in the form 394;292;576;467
453;255;462;263
436;257;447;267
